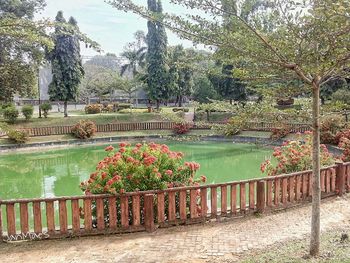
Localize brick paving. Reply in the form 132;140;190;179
0;194;349;263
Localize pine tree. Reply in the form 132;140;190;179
48;11;84;117
146;0;168;109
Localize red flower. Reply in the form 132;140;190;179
119;142;127;148
143;156;157;166
105;145;114;152
101;172;108;180
165;170;173;176
200;175;207;183
119;147;126;153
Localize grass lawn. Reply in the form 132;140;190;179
241;226;350;263
1;112;164;129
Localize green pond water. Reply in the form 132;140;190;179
0;141;272;200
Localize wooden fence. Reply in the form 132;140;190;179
20;121;311;137
1;162;349;242
245;121;311;133
23;122;177;137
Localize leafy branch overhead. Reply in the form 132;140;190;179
107;0;350;85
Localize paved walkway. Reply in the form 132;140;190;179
1;195;349;263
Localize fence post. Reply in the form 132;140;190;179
144;194;155;233
256;181;265;214
336;162;345;196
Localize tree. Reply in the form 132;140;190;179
48;12;84;117
168;45;194;106
0;0;52;101
84;53;121;71
78;64;106;104
146;0;169;109
209;63;247;104
320;77;348;104
120;30;147;77
108;0;350;256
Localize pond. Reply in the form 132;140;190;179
0;141;272;200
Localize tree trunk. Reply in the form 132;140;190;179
179;95;183;107
156;100;160;110
64;101;68;117
310;81;321;256
229;98;233;104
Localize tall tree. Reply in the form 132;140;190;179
109;0;350;256
146;0;169;109
0;0;51;101
48;12;84;117
168;45;194;106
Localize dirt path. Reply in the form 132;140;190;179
0;195;349;263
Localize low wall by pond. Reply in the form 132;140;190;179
1;162;349;243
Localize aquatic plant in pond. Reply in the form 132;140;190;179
80;142;205;195
261;132;335;176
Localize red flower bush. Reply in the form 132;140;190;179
80;142;203;195
173;123;191;134
339;137;350;162
261;132;335;176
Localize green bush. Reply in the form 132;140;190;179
85;104;101;114
332;89;350;104
7;129;29;144
39;103;52;118
3;106;19;123
320;114;345;144
21;104;34;121
71;120;97;139
113;103;132;112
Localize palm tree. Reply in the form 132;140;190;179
120;46;147;77
120;30;147;77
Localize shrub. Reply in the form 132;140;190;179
270;126;291;140
80;142;205;195
335;129;350;146
320;115;345;144
39;103;52;118
7;129;29;144
261;132;335;176
222;115;246;136
71;120;97;139
332;89;350;104
173;123;191;134
3;106;19;123
339;137;350;162
80;142;206;226
85;104;101;114
21;105;34;121
101;104;113;113
113;103;132;112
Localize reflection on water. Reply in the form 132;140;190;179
0;141;272;199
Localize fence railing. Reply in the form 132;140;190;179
19;121;311;137
245;121;311;133
22;122;177;137
1;162;349;242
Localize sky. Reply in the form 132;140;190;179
37;0;197;57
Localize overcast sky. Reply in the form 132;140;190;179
37;0;196;56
